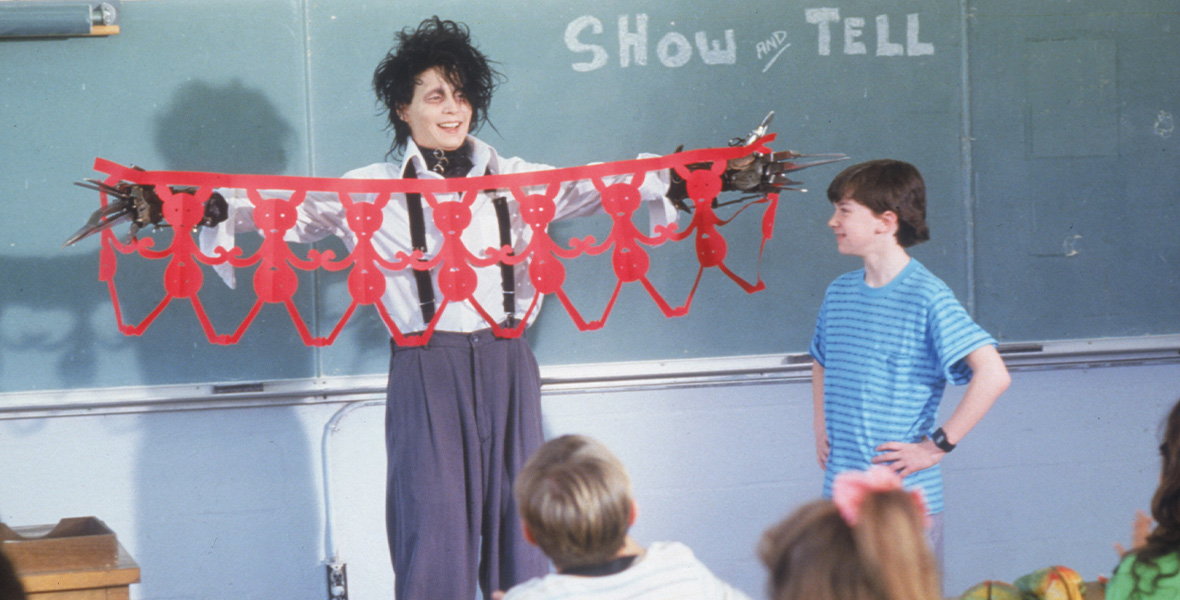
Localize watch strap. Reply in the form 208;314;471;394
932;427;956;453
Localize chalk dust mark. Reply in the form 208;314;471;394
1154;110;1174;138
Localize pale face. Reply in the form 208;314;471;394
827;197;895;257
397;66;472;152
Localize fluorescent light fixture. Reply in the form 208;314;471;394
0;1;121;38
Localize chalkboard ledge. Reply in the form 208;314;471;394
0;335;1177;419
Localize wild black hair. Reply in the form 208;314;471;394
372;16;503;156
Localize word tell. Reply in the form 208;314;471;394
805;9;934;56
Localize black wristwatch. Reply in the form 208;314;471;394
931;427;956;453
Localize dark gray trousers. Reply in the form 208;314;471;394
385;329;549;600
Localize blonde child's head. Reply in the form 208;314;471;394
514;435;635;571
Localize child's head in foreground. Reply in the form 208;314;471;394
1122;396;1180;592
1152;395;1180;524
759;466;940;600
827;159;930;248
514;434;635;572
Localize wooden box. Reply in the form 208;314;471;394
0;517;118;573
2;517;138;599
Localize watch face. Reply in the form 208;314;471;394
933;429;954;451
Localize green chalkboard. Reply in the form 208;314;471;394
0;0;1175;393
968;4;1180;342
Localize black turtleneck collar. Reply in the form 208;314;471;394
559;555;638;577
420;142;473;179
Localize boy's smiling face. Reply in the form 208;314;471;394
397;66;472;152
827;196;896;257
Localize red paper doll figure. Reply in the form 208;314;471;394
580;176;685;324
668;143;776;311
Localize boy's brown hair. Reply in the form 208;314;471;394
514;435;633;571
827;159;930;248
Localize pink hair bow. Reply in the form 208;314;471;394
831;465;930;527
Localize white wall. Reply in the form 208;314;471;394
2;355;1177;599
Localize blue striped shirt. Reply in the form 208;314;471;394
809;259;995;514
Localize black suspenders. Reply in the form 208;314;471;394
404;160;516;327
491;195;517;327
403;161;438;323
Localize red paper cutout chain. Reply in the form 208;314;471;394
91;135;779;346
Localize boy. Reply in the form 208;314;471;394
503;434;751;600
809;159;1011;557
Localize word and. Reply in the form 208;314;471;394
756;30;792;73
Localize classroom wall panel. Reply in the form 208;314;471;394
2;361;1176;598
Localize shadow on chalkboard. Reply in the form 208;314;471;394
153;79;295;174
134;80;320;600
62;77;314;388
0;254;108;389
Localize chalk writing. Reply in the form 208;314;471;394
757;31;791;73
567;10;934;71
565;16;609;72
805;9;933;56
566;14;736;71
1155;110;1175;138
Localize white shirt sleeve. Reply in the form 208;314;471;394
494;151;677;235
199;185;354;289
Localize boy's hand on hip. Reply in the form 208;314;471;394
872;439;945;476
815;432;830;470
814;421;830;470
